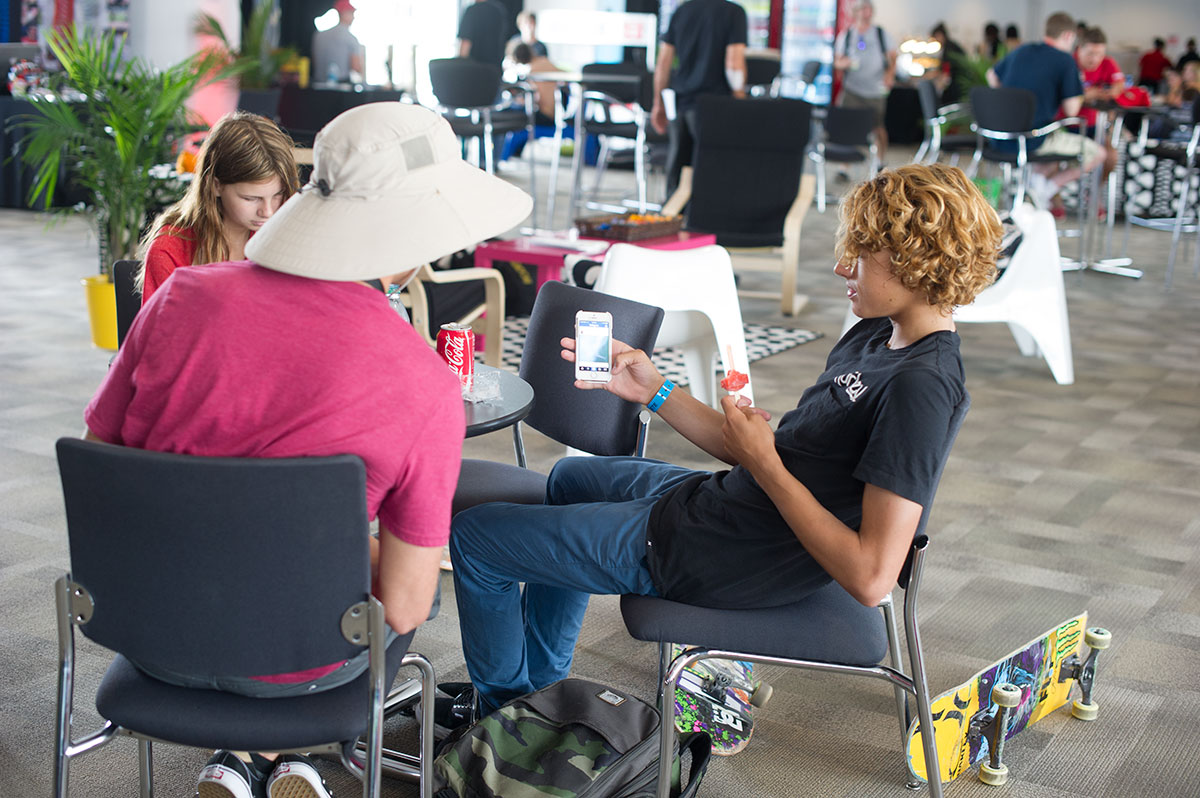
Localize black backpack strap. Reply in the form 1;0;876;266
877;25;886;54
673;732;713;798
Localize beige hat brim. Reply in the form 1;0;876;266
245;159;532;281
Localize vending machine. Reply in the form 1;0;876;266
777;0;839;104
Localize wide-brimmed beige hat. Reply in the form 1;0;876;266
246;102;532;281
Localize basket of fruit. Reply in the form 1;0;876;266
575;212;684;242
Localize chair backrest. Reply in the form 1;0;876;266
823;105;877;146
896;393;971;590
429;58;503;109
112;259;141;348
969;86;1035;134
745;52;781;89
800;60;822;86
519;281;663;456
916;79;939;122
687;96;812;244
581;62;650;107
954;204;1064;317
594;243;753;402
55;438;373;678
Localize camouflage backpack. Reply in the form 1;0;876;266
432;678;711;798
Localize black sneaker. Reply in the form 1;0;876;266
196;750;268;798
433;685;478;740
265;754;333;798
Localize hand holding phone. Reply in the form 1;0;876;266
574;310;613;383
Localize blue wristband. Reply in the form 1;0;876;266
647;379;675;413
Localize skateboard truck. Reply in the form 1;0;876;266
1059;626;1111;721
978;683;1022;786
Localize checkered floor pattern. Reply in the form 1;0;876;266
495;318;823;386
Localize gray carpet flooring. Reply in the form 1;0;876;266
2;154;1199;797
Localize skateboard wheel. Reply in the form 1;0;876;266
1085;627;1111;650
1071;699;1099;721
992;683;1021;708
979;762;1009;786
749;681;773;708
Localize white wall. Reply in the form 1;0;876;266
127;0;240;126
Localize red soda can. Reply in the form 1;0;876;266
436;323;475;393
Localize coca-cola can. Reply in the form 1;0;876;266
436;322;475;394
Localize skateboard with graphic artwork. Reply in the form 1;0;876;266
670;644;773;756
906;613;1111;786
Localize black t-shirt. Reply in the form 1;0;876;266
662;0;748;110
645;317;966;609
458;0;508;68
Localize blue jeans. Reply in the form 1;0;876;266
450;456;708;713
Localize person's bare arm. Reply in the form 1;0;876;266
458;39;472;58
725;42;747;98
651;42;675;135
350;48;365;77
84;427;109;443
374;527;442;634
719;396;920;606
1061;95;1083;118
986;67;1002;88
884;48;898;89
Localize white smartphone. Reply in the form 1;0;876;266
574;310;613;383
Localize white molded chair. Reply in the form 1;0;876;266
842;205;1073;385
595;243;752;407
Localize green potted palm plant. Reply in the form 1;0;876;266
195;1;298;118
19;26;236;349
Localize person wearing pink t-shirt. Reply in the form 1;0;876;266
83;103;533;798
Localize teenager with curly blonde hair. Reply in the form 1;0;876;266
136;111;300;304
441;164;1003;723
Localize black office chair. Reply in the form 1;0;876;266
666;96;816;315
428;58;536;193
112;259;141;348
53;439;436;798
745;50;782;96
621;395;971;798
968;86;1086;216
451;280;664;513
913;79;976;167
811;105;879;212
579;62;664;214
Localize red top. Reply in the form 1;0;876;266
141;226;198;305
1138;49;1171;83
1077;56;1124;128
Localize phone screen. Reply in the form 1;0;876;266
575;312;612;382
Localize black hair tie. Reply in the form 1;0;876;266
316;178;332;196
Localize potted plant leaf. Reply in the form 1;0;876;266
195;1;298;119
18;26;239;349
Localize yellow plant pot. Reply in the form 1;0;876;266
82;275;118;351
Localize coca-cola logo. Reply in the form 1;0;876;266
442;336;467;368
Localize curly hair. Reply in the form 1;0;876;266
834;164;1001;312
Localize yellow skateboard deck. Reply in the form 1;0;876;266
907;613;1088;783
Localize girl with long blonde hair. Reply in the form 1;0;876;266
137;111;300;304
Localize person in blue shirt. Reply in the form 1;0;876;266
987;11;1104;210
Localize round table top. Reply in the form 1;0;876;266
464;365;534;438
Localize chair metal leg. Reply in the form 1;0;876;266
54;577;74;798
904;548;943;798
590;137;612;203
482;111;495;175
635;122;648;214
880;594;911;752
513;422;527;468
814;147;827;213
138;738;153;798
655;649;693;798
